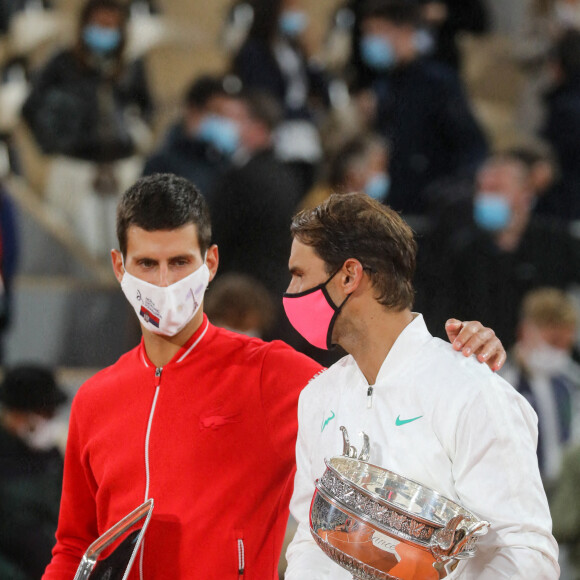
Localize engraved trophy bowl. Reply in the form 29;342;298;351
309;430;489;580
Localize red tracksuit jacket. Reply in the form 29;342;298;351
43;316;322;579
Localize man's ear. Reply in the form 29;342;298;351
206;244;219;282
340;258;365;294
111;249;124;284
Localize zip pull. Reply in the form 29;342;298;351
154;367;163;386
367;386;374;409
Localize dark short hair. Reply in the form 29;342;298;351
116;173;212;257
361;0;420;26
80;0;128;29
184;74;229;109
291;192;416;310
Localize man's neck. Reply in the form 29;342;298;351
141;313;204;368
341;305;414;385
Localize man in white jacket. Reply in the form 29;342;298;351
282;192;559;579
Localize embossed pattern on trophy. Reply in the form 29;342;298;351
309;428;489;580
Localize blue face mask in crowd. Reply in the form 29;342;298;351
83;25;122;55
364;172;391;201
473;193;512;232
413;28;435;56
196;115;240;157
360;34;396;71
279;9;308;37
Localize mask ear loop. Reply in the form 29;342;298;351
322;264;353;349
324;259;366;349
326;260;359;307
325;293;351;349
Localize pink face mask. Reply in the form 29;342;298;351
283;270;349;350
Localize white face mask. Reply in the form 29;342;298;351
17;415;62;451
524;342;572;376
121;260;210;337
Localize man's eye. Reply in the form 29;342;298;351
139;260;155;268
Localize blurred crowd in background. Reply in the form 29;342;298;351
0;0;580;577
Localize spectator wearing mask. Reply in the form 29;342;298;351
415;145;555;340
22;0;153;259
355;0;488;215
0;365;67;580
210;91;302;299
300;132;391;209
232;0;326;120
446;152;580;347
346;0;488;85
231;0;327;192
143;75;243;200
209;90;304;344
416;0;489;70
500;287;580;487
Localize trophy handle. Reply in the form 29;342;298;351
358;432;370;462
341;426;354;457
448;519;490;560
340;426;370;461
431;515;489;562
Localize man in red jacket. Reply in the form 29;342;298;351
43;173;505;579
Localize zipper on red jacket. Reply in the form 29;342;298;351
141;366;162;580
237;536;245;578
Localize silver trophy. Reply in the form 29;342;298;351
309;428;489;580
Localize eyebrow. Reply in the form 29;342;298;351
134;253;195;263
168;254;195;261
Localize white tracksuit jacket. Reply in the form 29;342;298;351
285;314;559;579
